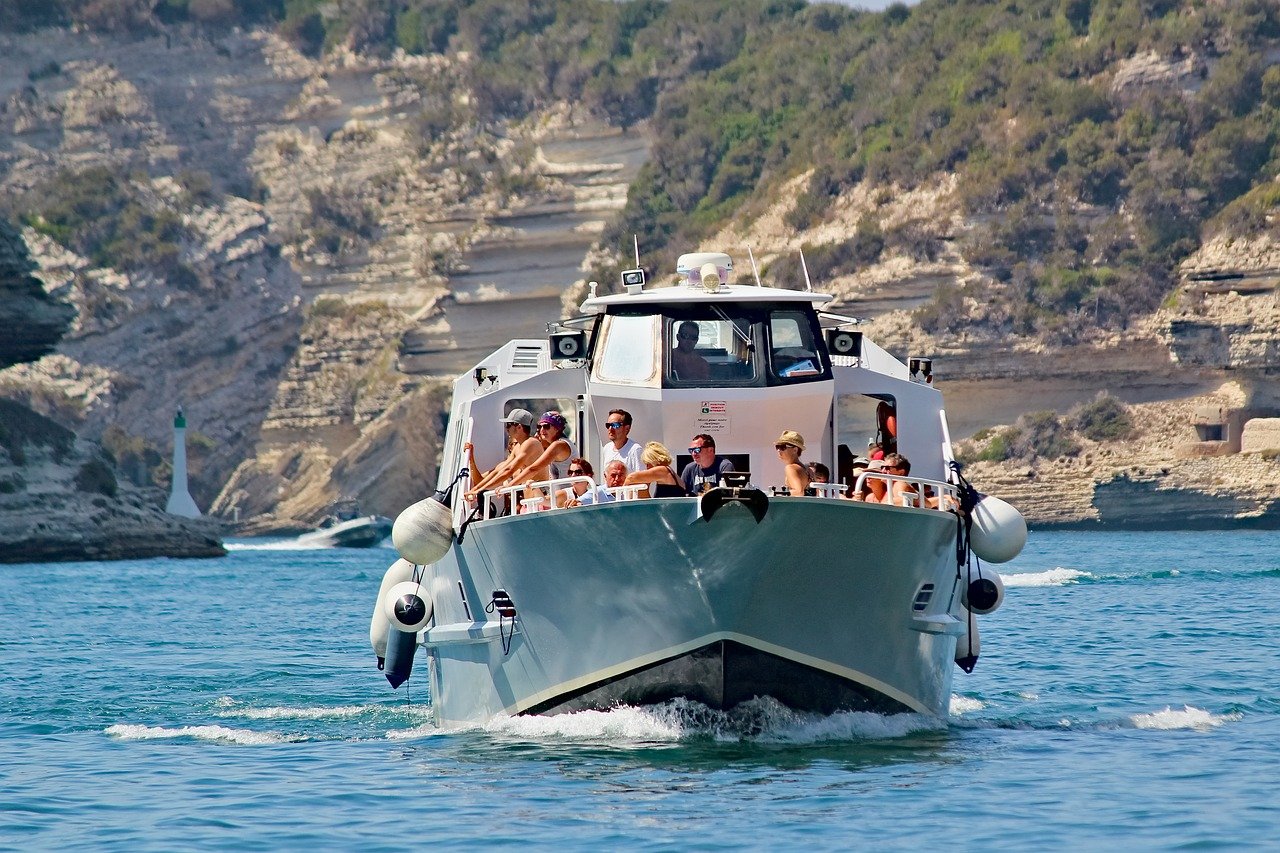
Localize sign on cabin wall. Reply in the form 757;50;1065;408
697;401;730;435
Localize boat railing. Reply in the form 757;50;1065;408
482;476;651;518
605;484;650;501
808;482;848;498
851;472;958;510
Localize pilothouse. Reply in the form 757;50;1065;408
372;250;1027;725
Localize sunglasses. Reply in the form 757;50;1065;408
605;422;627;430
567;468;585;476
688;446;709;454
536;424;553;431
775;444;794;451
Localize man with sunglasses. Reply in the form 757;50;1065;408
463;408;543;504
601;408;644;473
679;433;735;496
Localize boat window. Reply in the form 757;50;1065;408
593;313;659;385
664;313;757;387
767;309;827;384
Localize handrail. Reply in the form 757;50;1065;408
851;472;957;510
606;483;650;501
808;482;847;498
484;475;595;519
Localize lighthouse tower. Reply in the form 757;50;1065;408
165;407;201;518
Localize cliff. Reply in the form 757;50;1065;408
1;12;1277;538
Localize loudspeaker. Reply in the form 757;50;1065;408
550;331;586;361
825;330;862;358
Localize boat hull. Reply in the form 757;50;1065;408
419;498;965;725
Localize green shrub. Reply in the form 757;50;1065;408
75;455;118;498
1070;393;1134;441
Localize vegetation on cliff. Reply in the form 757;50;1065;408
9;0;1276;348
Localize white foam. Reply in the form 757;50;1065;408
224;539;330;551
105;723;288;745
1002;567;1091;587
415;698;941;744
949;695;985;715
1130;705;1241;732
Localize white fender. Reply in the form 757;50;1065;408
392;496;455;566
955;618;980;672
384;580;434;633
962;567;1005;616
969;494;1027;563
370;559;416;660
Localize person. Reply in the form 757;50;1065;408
875;400;898;455
625;441;684;498
836;444;858;491
556;458;613;507
679;433;735;495
602;459;627;490
881;452;918;506
671;321;710;381
807;462;831;484
601;408;644;473
463;409;543;503
512;411;575;486
775;430;812;496
849;458;888;502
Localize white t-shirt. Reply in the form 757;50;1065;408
602;438;644;473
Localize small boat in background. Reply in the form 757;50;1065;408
296;500;391;548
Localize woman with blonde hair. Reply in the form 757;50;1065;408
624;441;684;498
775;430;812;496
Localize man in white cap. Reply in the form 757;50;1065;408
464;408;544;502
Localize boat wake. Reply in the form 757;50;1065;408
1002;567;1092;587
390;697;946;745
224;539;333;551
105;723;293;745
1129;705;1241;731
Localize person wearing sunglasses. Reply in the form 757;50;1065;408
774;429;812;496
671;320;710;381
679;433;735;495
600;408;644;473
555;458;614;507
512;411;576;488
463;408;543;505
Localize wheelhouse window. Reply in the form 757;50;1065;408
767;310;824;382
592;313;659;385
659;303;830;388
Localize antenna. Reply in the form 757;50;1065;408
747;246;762;287
799;249;813;292
633;235;640;268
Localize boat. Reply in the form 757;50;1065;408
370;251;1026;725
296;499;392;548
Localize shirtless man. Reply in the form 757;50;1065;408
463;409;543;502
671;321;710;381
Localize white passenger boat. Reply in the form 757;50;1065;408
370;252;1025;725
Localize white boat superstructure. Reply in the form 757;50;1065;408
370;252;1025;725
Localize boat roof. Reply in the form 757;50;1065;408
581;283;833;313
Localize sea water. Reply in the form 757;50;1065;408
2;531;1278;849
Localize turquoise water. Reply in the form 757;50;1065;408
2;531;1278;849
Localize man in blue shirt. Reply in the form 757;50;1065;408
680;433;735;495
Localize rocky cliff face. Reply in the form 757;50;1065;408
2;26;1276;536
0;220;74;368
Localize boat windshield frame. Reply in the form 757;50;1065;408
590;303;832;389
